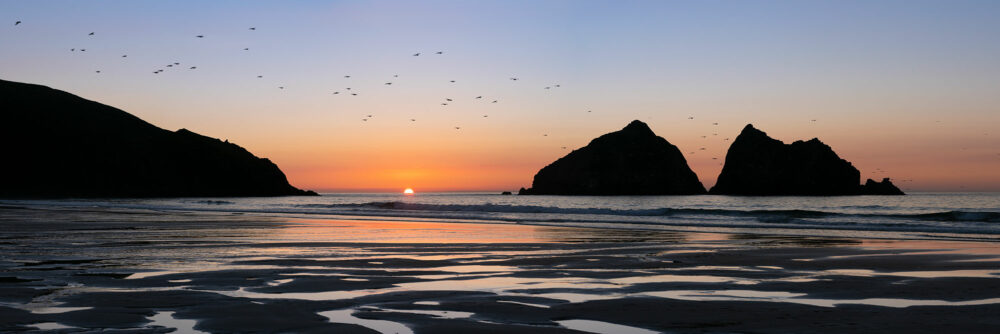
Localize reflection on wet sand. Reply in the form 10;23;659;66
2;206;999;333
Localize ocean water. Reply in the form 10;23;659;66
3;192;1000;241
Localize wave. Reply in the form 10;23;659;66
296;201;1000;223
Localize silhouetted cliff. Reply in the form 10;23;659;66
0;79;316;198
710;124;903;195
520;120;706;195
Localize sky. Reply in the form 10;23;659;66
2;0;999;192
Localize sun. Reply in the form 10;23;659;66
403;188;415;195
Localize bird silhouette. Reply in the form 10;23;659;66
491;100;498;103
455;126;461;130
587;110;592;113
436;51;443;54
446;98;453;101
362;119;368;122
413;53;420;56
189;66;196;69
278;86;284;89
712;122;718;125
95;70;101;73
544;86;550;89
249;27;256;30
122;55;127;57
385;82;392;85
257;75;263;78
167;65;173;67
70;48;75;51
554;84;561;87
333;92;339;94
243;48;249;51
561;146;567;149
483;115;488;118
174;62;179;65
345;75;351;78
543;134;548;136
196;35;204;38
88;32;94;36
411;119;416;122
442;103;448;106
14;21;21;26
80;49;86;52
367;115;373;118
393;74;399;77
449;80;456;83
510;77;518;81
351;93;358;96
346;87;351;90
475;96;482;99
688;116;694;120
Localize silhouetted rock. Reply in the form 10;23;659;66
859;178;904;195
520;120;706;195
500;191;512;195
710;124;903;196
0;79;316;198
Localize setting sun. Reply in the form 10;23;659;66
403;188;415;195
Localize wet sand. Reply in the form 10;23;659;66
1;205;999;333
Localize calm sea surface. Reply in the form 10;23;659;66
3;192;1000;241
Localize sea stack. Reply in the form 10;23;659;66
519;120;706;195
709;124;903;195
0;79;316;198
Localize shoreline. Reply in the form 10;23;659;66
2;206;1000;333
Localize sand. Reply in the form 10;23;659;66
1;205;999;333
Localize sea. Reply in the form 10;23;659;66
3;192;999;242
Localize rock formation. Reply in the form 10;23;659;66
859;178;904;195
710;124;903;195
0;79;316;198
519;120;706;195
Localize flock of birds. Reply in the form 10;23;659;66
9;19;924;178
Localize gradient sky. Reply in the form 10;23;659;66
2;0;999;192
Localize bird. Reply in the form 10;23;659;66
413;53;420;56
70;48;75;51
362;119;368;122
554;84;561;88
410;119;416;122
454;126;461;130
243;48;249;51
475;96;482;99
367;114;373;118
393;74;398;77
587;110;592;113
249;27;256;30
88;32;94;36
712;122;718;125
441;103;448;106
483;115;488;118
122;55;127;57
189;66;196;69
196;35;204;38
449;80;456;83
385;82;392;85
701;136;707;138
561;146;567;149
80;49;86;52
15;21;21;26
544;86;551;89
95;70;101;73
510;77;518;81
278;86;284;89
333;91;339;94
446;98;453;101
167;64;173;67
436;51;443;54
699;147;706;150
346;87;351;90
174;62;179;65
257;75;263;78
688;116;694;120
491;100;498;103
351;93;358;96
811;119;817;122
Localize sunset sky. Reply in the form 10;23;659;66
2;1;999;192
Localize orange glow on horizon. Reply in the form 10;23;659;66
403;188;415;195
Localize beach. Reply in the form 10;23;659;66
2;203;999;333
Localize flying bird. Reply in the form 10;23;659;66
688;116;694;119
483;115;488;118
450;80;456;83
436;51;443;54
80;49;86;52
446;98;453;101
554;84;561;87
544;86;550;89
351;93;358;96
257;75;263;78
393;74;398;77
243;48;249;51
249;27;256;30
278;86;284;89
367;114;373;118
410;119;416;122
95;70;101;73
475;96;482;99
189;66;196;69
15;21;21;26
442;103;448;106
413;53;420;56
385;82;392;85
196;35;204;38
345;75;351;78
587;110;592;113
70;48;75;51
88;32;94;36
455;126;461;130
167;64;173;67
510;77;518;81
332;91;339;94
712;122;718;125
122;55;127;57
491;100;498;103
